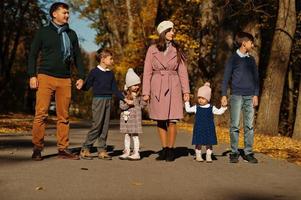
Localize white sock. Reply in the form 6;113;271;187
132;136;140;153
124;134;130;151
206;149;212;155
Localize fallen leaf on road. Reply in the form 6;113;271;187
35;186;44;191
132;182;143;186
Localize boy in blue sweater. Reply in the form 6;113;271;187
80;48;132;160
221;32;259;164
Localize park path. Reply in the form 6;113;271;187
0;122;300;200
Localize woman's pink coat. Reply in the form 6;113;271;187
142;44;190;120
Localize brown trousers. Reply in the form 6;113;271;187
32;74;71;150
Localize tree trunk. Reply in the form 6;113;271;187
293;80;301;140
287;67;294;135
256;0;296;135
125;0;134;43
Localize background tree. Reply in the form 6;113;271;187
0;0;48;112
256;0;297;135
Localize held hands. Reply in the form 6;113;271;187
143;95;150;102
183;93;190;102
76;79;84;90
252;96;258;107
29;77;38;89
221;96;228;107
124;98;134;105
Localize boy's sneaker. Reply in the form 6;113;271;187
229;153;239;163
80;149;93;160
128;151;141;161
98;151;112;160
119;149;130;160
32;149;43;161
244;153;258;164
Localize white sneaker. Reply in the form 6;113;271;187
119;149;130;160
128;151;140;160
195;149;204;162
206;149;213;163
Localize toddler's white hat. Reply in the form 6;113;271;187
125;68;141;90
197;82;212;102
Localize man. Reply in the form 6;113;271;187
28;2;84;160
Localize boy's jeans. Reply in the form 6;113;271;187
230;95;254;155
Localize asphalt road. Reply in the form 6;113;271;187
0;122;300;200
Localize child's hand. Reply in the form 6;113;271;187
221;96;228;107
143;95;150;102
125;99;134;105
252;96;258;107
76;79;84;90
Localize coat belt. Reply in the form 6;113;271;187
153;70;178;101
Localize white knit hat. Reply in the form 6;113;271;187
197;82;212;101
125;68;141;90
157;20;174;35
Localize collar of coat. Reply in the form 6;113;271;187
151;44;178;69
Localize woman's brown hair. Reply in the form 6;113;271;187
155;28;185;65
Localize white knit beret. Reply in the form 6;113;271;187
157;20;174;35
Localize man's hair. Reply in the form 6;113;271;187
95;48;113;62
235;31;254;47
49;2;69;18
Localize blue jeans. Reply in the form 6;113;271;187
230;95;254;155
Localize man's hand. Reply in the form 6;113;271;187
76;79;84;90
29;77;38;89
221;96;228;107
183;93;190;102
252;96;258;107
143;95;150;102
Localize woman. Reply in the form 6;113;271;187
142;20;190;162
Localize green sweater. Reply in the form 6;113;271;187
28;22;85;79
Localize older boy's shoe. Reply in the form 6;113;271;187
244;153;258;164
58;149;80;160
80;149;93;160
229;153;239;163
98;151;112;160
32;149;43;161
156;147;168;161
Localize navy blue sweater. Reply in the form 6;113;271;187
82;67;124;100
221;52;259;96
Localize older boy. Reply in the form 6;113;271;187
80;49;131;160
221;31;259;164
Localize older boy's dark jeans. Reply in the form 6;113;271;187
82;98;111;152
229;95;254;155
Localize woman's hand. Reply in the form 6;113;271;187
143;95;150;102
183;93;190;102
